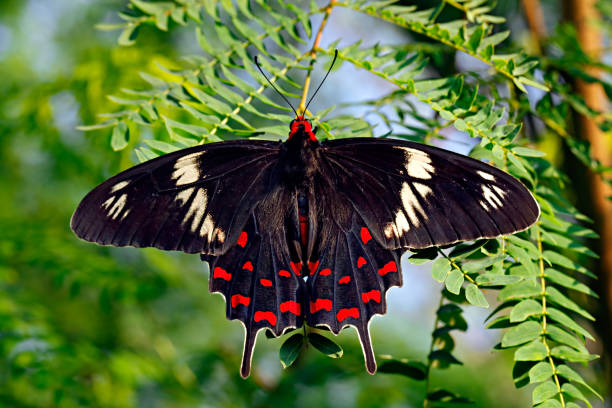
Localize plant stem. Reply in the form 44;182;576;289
536;223;566;407
298;0;337;115
423;292;444;408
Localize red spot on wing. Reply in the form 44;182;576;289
308;260;319;275
254;311;277;326
231;294;251;307
310;299;333;314
213;267;231;281
337;308;359;322
280;301;301;315
290;261;302;276
378;261;398;276
357;257;367;268
339;276;351;284
279;269;291;278
361;290;381;303
242;261;253;271
319;268;332;276
237;231;247;248
299;215;308;247
260;279;272;287
360;227;372;244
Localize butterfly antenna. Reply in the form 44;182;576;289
304;49;339;115
254;56;298;117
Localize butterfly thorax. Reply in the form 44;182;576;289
279;120;319;187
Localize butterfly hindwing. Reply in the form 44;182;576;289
305;176;402;373
203;198;306;378
320;138;540;249
71;140;279;255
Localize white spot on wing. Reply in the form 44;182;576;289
172;152;204;186
101;196;115;210
215;227;225;244
110;180;130;193
477;171;495;181
394;210;410;234
414;182;433;198
182;188;208;232
482;185;503;209
383;223;395;239
492;185;507;199
200;214;215;239
398;182;433;230
107;194;127;220
396;147;435;180
176;187;195;205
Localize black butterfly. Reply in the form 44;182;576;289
71;54;539;378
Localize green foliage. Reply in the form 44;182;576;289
3;0;609;407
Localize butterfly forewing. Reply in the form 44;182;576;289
320;138;540;250
71;140;279;255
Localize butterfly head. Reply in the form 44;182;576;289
289;116;317;142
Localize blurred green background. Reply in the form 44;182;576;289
0;1;607;407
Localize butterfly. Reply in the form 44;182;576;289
71;52;539;378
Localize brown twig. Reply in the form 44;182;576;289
564;0;612;397
521;0;547;51
298;0;337;115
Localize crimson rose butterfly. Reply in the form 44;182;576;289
71;51;539;377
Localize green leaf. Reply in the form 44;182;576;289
437;304;467;330
498;281;541;302
111;122;129;151
514;340;548;361
547;308;594;340
556;365;604;401
426;389;472;404
529;362;554;383
429;350;462;368
77;120;118;131
307;333;342;358
546;324;588;353
534;400;563;408
542;251;593;278
279;333;304;369
513;146;547;157
431;258;450;282
378;359;427;380
408;247;439;264
462;254;505;273
467;25;484;52
544;269;598;297
546;287;595;321
502;321;542;348
550;346;598;363
143;139;180;154
476;274;522;287
513;361;534;388
561;383;592;407
118;25;139;46
532;380;559;405
510;299;542;322
445;269;464;294
465;283;489;307
448;240;488;258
